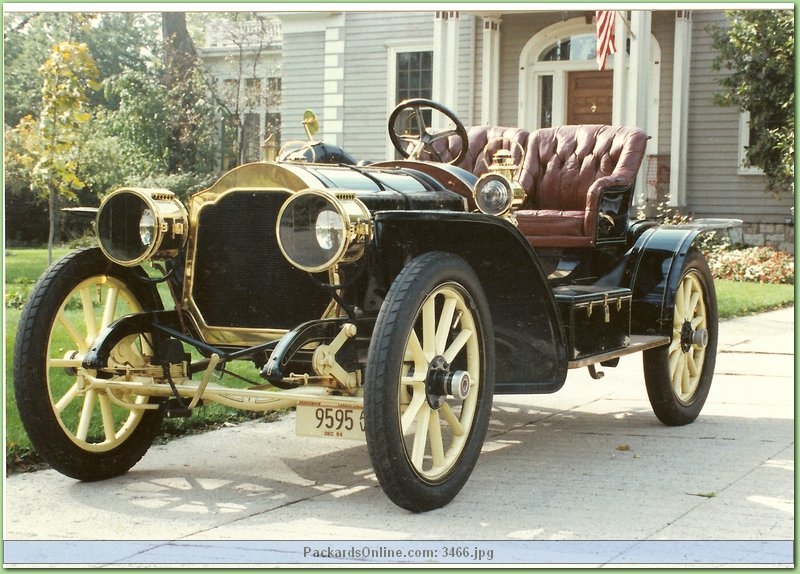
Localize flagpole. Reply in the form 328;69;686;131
616;10;636;40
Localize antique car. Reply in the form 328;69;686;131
14;99;718;513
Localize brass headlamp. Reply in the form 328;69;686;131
276;188;372;273
473;143;526;217
96;188;188;266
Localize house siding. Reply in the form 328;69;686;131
281;30;325;142
341;12;432;161
685;11;793;227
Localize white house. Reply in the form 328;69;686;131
199;16;283;170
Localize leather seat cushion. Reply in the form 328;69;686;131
516;209;585;237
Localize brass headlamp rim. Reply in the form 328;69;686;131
472;172;526;218
96;187;188;267
276;188;372;274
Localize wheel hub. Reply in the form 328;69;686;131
63;350;81;376
680;320;709;353
425;355;471;409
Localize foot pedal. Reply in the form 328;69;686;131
164;398;194;418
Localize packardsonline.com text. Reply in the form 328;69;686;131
303;544;494;562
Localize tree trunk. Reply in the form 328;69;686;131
160;12;202;173
161;12;197;89
48;186;56;265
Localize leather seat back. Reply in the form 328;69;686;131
415;125;530;177
519;125;646;212
411;122;647;248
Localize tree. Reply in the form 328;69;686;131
192;13;281;168
4;12;161;246
3;12;71;126
32;41;100;262
159;12;216;174
5;12;218;246
4;12;160;123
710;10;795;196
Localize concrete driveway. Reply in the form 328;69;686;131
3;308;794;567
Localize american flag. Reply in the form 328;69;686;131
596;10;617;71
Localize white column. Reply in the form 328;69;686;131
611;11;628;126
626;10;652;130
626;10;653;201
445;11;460;103
433;13;460;101
433;12;447;105
670;10;692;208
481;17;501;125
432;11;460;127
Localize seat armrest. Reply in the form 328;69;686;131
585;178;635;241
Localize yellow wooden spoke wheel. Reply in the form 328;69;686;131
365;252;495;512
644;249;718;426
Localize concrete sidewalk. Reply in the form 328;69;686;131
3;308;794;567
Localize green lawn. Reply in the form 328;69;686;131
4;247;795;472
715;279;795;318
5;247;73;283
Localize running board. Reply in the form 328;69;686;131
567;335;670;369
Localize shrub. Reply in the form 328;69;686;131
5;282;34;309
638;194;794;285
705;245;794;284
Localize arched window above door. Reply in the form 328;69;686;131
538;32;630;64
538;33;597;62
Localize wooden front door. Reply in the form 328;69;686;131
567;70;613;125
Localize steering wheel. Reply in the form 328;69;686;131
388;98;469;165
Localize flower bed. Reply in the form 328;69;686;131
705;245;794;284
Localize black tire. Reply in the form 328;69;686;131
643;248;718;426
364;251;495;512
13;247;165;480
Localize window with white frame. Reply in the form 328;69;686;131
387;45;433;158
242;113;262;163
395;50;433;103
266;76;281;107
738;111;765;175
244;78;262;109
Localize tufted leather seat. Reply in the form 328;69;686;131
414;123;647;248
514;125;648;248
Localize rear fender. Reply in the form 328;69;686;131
372;211;569;394
626;226;703;337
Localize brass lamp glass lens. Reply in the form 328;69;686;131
277;189;370;273
139;208;156;246
474;174;513;216
316;209;345;250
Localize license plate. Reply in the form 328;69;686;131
296;400;365;441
